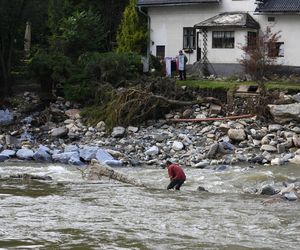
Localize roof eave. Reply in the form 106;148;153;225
255;11;300;15
137;0;220;7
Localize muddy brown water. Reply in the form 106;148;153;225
0;162;300;250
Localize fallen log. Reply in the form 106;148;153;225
170;114;255;123
84;160;146;187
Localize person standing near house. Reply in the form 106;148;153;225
177;50;188;80
165;160;186;190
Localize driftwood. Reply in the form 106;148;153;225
170;114;255;123
84;160;146;187
1;174;53;181
151;94;222;106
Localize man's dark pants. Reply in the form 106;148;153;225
167;179;185;190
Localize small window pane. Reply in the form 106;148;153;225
183;27;195;49
212;31;234;49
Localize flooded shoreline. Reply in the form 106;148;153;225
0;162;300;249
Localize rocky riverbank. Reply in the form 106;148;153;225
1;91;300;167
1;91;300;200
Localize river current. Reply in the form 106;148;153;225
0;161;299;250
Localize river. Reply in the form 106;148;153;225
0;161;300;250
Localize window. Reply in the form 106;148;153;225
156;45;165;59
268;17;275;22
212;31;235;48
247;31;257;48
183;27;195;49
268;42;284;57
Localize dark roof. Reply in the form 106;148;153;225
194;12;260;29
255;0;300;13
137;0;220;7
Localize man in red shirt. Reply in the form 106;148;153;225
165;160;186;190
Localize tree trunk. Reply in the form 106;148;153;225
84;160;146;187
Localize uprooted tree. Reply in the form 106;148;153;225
239;27;282;116
80;77;221;128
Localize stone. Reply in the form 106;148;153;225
292;93;300;103
228;129;246;141
96;121;106;131
292;135;300;148
260;145;277;152
52;152;79;164
197;186;208;192
284;192;298;201
51;127;68;138
68;155;85;166
0;149;16;157
111;126;125;138
194;160;210;169
291;127;300;134
33;147;52;162
271;158;283;166
79;146;98;161
127;126;139;133
261;185;276;195
16;148;34;160
277;143;286;154
218;141;235;153
206;143;219;159
65;109;80;119
0;109;13;125
64;144;79;152
268;124;283;132
209;104;222;115
289;155;300;164
261;135;270;145
268;103;300;123
182;109;193;118
145;146;159;156
172;141;184;151
0;154;9;162
219;123;230;133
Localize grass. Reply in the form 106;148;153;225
176;79;300;92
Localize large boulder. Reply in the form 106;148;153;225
145;146;159;156
268;103;300;123
79;146;98;161
96;149;123;167
16;148;34;160
0;149;16;157
33;146;52;162
52;151;79;164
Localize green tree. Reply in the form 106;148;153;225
0;0;28;97
116;0;147;54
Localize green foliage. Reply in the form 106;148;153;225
64;82;95;103
77;52;142;85
53;9;107;59
29;50;72;101
30;50;72;82
116;0;148;54
150;54;163;75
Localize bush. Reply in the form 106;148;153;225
30;50;72;101
77;52;142;85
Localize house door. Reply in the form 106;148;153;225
197;32;201;61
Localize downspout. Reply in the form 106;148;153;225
138;6;151;72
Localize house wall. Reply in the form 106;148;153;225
147;0;300;72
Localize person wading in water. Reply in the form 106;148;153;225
165;160;186;190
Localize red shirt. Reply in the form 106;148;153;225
168;164;186;181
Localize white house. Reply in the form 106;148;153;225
137;0;300;75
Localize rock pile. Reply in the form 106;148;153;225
1;92;300;170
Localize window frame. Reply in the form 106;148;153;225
183;27;196;50
156;45;165;59
212;31;235;49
